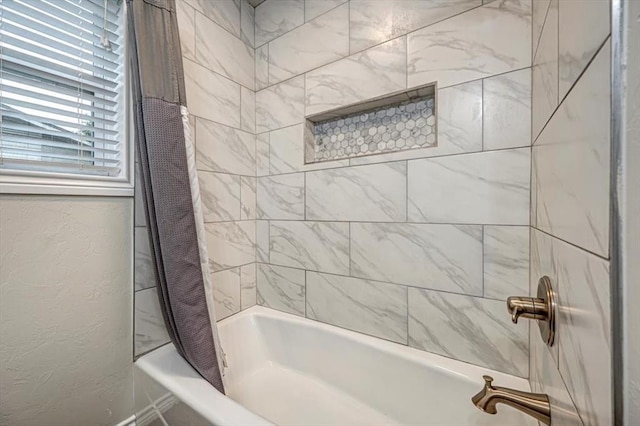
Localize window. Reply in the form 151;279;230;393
0;0;132;196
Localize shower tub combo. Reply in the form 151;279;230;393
135;307;535;426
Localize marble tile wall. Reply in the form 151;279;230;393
530;1;611;424
253;0;533;377
134;0;257;358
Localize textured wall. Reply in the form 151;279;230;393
134;0;257;358
248;0;533;378
0;195;134;426
529;0;612;425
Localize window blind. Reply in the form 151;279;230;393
0;0;125;177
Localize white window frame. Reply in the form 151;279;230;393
0;1;134;197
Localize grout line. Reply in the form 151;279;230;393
256;3;493;93
193;7;248;52
184;31;254;93
209;218;530;227
532;226;609;262
347;0;351;55
253;260;510;303
348;222;351;276
481;225;485;297
264;61;529;120
304;269;307;318
406;283;409;345
405;160;409;221
556;0;560;107
254;145;530;179
532;0;552;63
481;77;485;151
189;111;253;136
532;34;611;146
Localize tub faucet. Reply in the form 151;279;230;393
472;375;551;425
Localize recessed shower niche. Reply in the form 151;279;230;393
304;83;437;164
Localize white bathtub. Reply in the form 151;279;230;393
135;306;536;426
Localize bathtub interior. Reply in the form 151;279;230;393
219;307;536;426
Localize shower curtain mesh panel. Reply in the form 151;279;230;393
127;0;225;392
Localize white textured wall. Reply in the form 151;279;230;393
0;195;134;426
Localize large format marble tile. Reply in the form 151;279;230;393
240;177;256;220
255;44;269;91
205;221;255;272
211;268;241;320
186;0;241;38
135;287;170;357
408;148;530;225
240;0;255;47
558;0;610;100
256;76;305;132
198;171;241;222
348;81;483;166
350;0;481;53
531;0;551;59
437;80;483;153
534;41;610;257
270;221;349;274
195;118;255;176
269;4;349;84
531;230;611;425
257;263;306;316
240;263;257;310
269;125;305;174
269;124;348;173
255;0;304;47
531;0;558;141
305;37;407;116
483;225;529;300
483;68;532;149
408;288;528;377
183;58;240;128
135;227;154;291
240;86;256;133
304;0;346;22
306;162;407;222
256;132;270;176
176;0;195;61
256;220;270;263
257;173;305;220
408;0;531;89
306;272;408;344
529;322;582;426
350;223;482;296
195;12;254;90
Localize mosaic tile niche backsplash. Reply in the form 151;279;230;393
309;94;436;162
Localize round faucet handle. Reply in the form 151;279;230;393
482;375;494;388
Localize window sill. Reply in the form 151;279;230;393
0;177;134;197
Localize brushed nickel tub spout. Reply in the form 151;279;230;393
472;375;551;425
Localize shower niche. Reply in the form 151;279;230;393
304;83;437;164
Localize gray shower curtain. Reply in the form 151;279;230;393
127;0;225;392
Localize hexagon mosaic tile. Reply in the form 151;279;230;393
309;96;436;162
